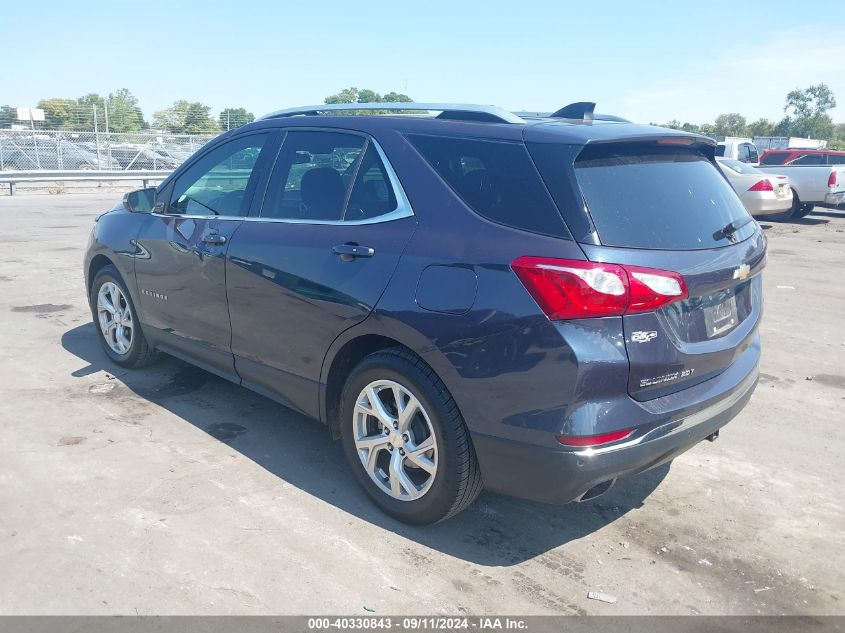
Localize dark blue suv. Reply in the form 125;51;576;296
84;102;764;524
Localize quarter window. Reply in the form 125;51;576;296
169;133;270;216
408;135;568;238
261;131;399;222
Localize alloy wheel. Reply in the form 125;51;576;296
96;281;133;355
353;379;438;501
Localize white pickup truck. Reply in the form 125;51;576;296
755;164;845;218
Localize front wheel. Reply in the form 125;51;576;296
90;265;159;368
339;348;482;524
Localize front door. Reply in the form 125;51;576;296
134;131;275;377
226;130;416;416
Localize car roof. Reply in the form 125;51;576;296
236;111;713;148
762;148;845;154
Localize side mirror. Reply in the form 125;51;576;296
123;187;157;213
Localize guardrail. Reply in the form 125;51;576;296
0;170;173;195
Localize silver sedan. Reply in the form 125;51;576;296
717;158;793;219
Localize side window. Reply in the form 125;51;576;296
828;154;845;165
747;144;759;163
261;131;365;221
408;135;568;238
737;144;750;162
792;153;825;165
169;133;270;216
346;145;398;220
760;152;789;165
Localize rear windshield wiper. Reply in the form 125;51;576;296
713;216;754;242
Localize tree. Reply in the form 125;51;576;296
324;87;414;108
697;122;717;137
714;113;748;137
748;118;776;137
382;92;412;103
106;88;145;132
75;93;106;131
153;100;219;134
218;107;254;130
36;98;78;129
325;87;362;104
834;123;845;141
782;84;837;139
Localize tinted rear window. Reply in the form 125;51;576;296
407;135;569;238
760;152;789;165
573;146;753;249
714;145;726;157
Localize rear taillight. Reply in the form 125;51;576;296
829;171;838;187
748;179;774;192
557;428;633;447
512;257;688;320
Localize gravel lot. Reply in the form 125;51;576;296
0;193;843;616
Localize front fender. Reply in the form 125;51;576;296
83;204;150;311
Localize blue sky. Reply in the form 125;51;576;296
7;0;845;124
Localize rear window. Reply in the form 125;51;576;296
720;158;758;175
407;135;569;238
760;152;790;165
573;145;753;250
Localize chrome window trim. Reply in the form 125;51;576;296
151;133;416;227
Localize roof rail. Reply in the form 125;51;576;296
550;102;596;121
260;102;525;124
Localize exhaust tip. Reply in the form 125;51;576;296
576;478;616;502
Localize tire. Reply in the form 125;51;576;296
89;265;159;368
795;203;814;218
788;190;802;219
339;348;482;524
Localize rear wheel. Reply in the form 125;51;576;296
795;203;814;218
90;265;159;368
339;348;482;524
788;190;802;219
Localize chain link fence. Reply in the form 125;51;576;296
0;129;218;171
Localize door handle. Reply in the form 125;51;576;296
202;233;227;245
332;243;375;260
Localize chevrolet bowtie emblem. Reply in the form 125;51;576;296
733;264;751;281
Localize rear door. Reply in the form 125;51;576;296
529;138;766;400
225;129;416;416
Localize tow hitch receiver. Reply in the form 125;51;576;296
706;430;720;442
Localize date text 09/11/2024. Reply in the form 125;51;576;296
306;616;528;630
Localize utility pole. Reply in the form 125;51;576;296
93;104;101;170
104;98;111;168
29;110;41;168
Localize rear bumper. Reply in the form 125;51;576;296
742;192;792;216
473;357;759;505
824;191;845;207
